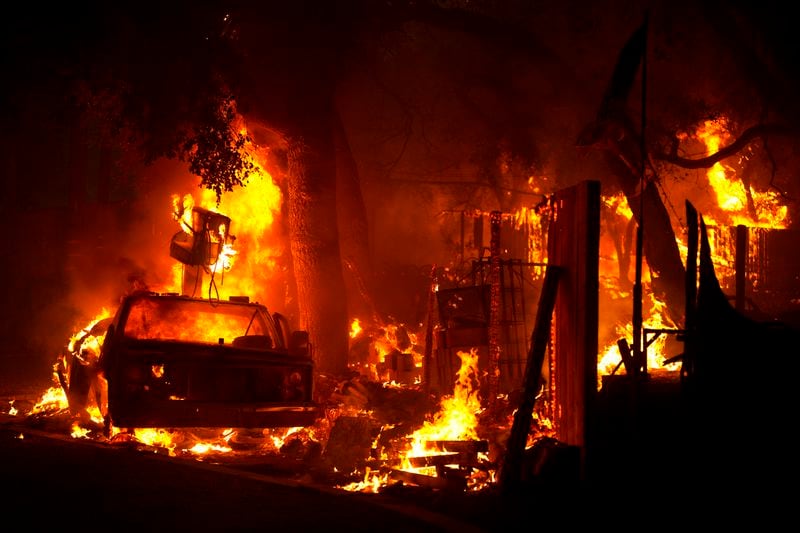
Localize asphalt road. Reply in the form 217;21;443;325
1;355;795;531
0;358;489;532
0;419;496;532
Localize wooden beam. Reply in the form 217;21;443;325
497;265;561;492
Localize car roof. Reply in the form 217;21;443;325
124;292;266;308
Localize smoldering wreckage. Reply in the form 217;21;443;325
6;167;800;507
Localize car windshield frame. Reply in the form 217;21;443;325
121;295;277;346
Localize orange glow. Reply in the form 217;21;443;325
404;349;481;447
597;192;679;385
348;317;423;383
342;349;487;493
30;386;68;415
350;318;362;339
695;118;789;229
193;146;283;302
513;205;549;266
21;102;798;497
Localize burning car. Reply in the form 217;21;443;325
59;291;319;433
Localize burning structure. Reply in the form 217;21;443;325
3;3;800;514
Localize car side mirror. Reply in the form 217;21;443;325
288;330;311;358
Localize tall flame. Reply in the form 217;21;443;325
401;349;481;465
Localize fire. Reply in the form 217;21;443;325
513;205;549;266
694;118;789;229
20;101;795;498
597;291;680;383
192;147;284;302
133;428;180;454
342;349;487;493
597;192;679;384
349;318;362;338
404;349;481;447
30;386;68;415
348;317;423;384
67;309;111;357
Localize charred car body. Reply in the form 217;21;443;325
59;291;319;432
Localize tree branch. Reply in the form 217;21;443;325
654;123;798;169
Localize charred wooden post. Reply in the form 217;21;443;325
632;218;645;376
735;224;748;311
498;265;561;492
682;201;699;381
407;452;466;468
632;12;648;378
616;337;635;374
389;468;467;492
487;210;502;406
423;265;437;394
425;440;489;454
548;180;600;482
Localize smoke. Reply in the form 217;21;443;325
64;159;195;313
9;158;202;384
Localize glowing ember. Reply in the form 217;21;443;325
30;386;68;415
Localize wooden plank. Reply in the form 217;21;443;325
407;452;466;468
497;265;561;492
547;180;600;481
388;468;466;492
683;201;698;379
424;440;489;454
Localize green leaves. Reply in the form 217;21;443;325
182;95;255;205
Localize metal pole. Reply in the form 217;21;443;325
632;12;649;377
735;225;748;311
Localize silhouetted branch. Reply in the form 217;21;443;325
654;123;798;169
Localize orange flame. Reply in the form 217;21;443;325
695;118;789;229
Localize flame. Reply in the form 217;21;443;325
23;107;797;495
513;205;549;266
192;141;283;302
68;308;111;358
348;317;423;383
406;349;481;448
597;291;680;384
30;386;68;415
597;192;680;385
349;318;362;339
340;348;485;493
695;118;789;229
18;112;320;465
162;117;284;304
339;467;390;493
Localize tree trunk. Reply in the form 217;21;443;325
285;116;350;376
333;111;379;325
603;124;686;320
